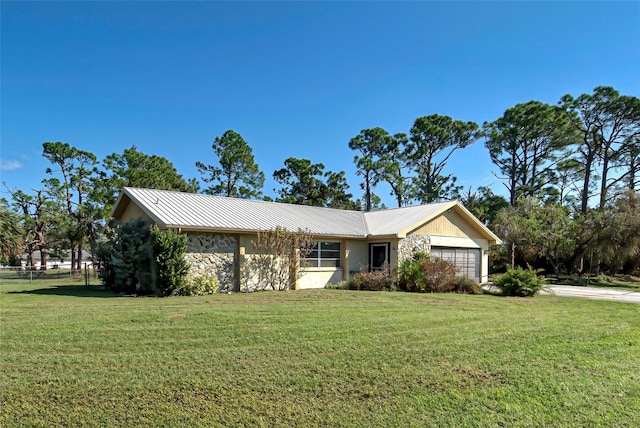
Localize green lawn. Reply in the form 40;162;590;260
1;282;639;427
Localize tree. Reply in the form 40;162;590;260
196;130;264;198
493;198;575;273
348;127;393;211
379;133;411;208
572;190;640;276
0;199;24;265
559;86;640;213
459;186;509;226
105;218;152;294
99;146;199;212
484;101;576;205
273;157;357;208
150;225;190;296
620;137;640;191
42;142;98;270
245;227;314;291
407;114;479;203
324;171;360;210
8;188;57;269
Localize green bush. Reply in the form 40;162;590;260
325;281;348;290
150;225;190;296
495;265;545;297
398;253;457;293
108;219;152;294
398;253;428;292
348;268;397;291
454;276;484;294
175;275;220;296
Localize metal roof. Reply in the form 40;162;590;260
113;187;501;243
363;201;456;237
118;187;366;237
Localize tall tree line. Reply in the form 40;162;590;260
2;86;638;276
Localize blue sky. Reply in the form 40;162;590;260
2;1;639;206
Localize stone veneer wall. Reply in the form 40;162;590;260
398;234;431;263
185;233;237;292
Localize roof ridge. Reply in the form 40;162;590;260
124;186;366;215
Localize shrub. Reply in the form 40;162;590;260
348;268;397;291
422;258;457;292
399;253;457;293
108;219;152;294
325;281;348;290
175;275;219;296
495;265;545;297
454;276;484;294
398;255;428;292
150;225;191;296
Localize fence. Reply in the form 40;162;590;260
0;264;102;286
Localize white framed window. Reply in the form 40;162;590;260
303;241;341;268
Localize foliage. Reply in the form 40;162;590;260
483;100;576;205
195;130;265;198
8;189;57;269
107;219;152;294
488;245;509;274
42;141;99;271
246;227;314;291
174;275;219;296
99;145;199;212
0;199;24;265
453;276;484;295
494;265;546;297
493;197;575;273
379;132;412;207
407;114;480;203
348;127;394;211
347;266;397;291
398;252;458;293
559;86;640;213
273;157;358;209
459;186;509;226
150;225;190;296
579;190;640;275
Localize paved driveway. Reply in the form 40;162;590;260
543;285;640;304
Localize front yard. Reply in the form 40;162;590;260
1;281;639;426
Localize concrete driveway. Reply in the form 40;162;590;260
542;285;640;304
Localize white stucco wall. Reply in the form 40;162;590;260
298;269;343;289
346;241;369;274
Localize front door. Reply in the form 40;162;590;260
370;243;389;271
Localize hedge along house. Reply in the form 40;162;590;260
111;187;502;291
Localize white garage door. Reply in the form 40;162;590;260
430;247;481;282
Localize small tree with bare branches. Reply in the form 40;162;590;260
246;227;314;291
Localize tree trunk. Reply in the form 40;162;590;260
599;155;610;209
365;175;371;212
39;248;48;270
581;154;594;215
70;244;77;272
510;241;516;268
77;243;83;271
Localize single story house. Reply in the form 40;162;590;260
111;187;502;290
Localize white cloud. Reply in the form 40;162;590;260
0;158;23;171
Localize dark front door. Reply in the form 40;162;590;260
370;243;389;271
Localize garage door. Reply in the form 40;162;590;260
430;247;481;282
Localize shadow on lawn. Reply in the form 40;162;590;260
8;285;122;298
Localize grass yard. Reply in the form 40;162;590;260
1;281;639;427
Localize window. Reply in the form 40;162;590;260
303;241;341;268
